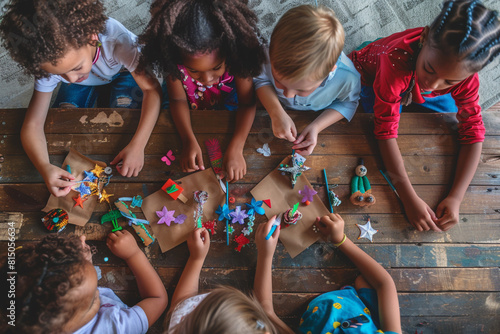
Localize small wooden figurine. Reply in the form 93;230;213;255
350;159;376;207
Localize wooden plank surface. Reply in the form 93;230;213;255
0;106;499;334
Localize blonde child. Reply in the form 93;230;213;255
254;5;361;156
0;231;167;333
139;0;266;182
348;0;500;232
0;0;162;196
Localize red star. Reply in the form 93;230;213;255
73;195;87;208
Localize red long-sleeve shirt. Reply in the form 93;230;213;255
348;27;485;144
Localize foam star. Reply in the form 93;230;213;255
156;206;176;226
356;219;378;242
73;195;87;208
83;170;98;182
245;198;265;216
91;164;105;177
75;182;91;196
215;204;232;221
230;206;248;225
278;153;310;188
299;185;317;203
99;190;113;203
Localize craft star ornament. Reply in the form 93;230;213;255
91;164;105;177
230;206;248;225
73;194;87;208
156;206;176;226
356;219;378;242
278;153;310;188
299;185;317;203
245;198;265;216
216;204;232;221
83;170;98;182
99;189;113;203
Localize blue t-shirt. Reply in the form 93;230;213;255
299;286;398;334
253;50;361;121
73;287;148;334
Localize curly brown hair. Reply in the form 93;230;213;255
0;0;107;79
138;0;266;80
0;234;90;334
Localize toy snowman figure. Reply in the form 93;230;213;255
350;159;376;207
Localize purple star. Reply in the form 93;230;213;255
83;170;97;182
299;185;317;203
230;206;248;225
156;206;176;226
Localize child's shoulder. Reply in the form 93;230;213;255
100;17;137;42
335;52;361;80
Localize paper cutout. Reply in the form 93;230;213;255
299;185;317;203
174;214;187;225
246;198;265;216
161;179;187;203
205;139;223;176
234;234;250;252
357;219;378;242
156;206;176;226
73;195;87;208
216;204;232;221
283;207;302;226
202;220;217;235
256;143;271;157
263;199;271;208
230;206;248;225
278;152;310;188
161;150;176;166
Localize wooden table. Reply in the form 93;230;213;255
1;106;499;333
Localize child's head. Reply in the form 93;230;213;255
0;234;98;334
139;0;266;85
417;0;500;92
0;0;107;80
168;286;280;334
269;5;345;98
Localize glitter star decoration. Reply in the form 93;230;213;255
91;164;105;177
246;198;265;216
75;182;91;196
83;170;98;182
99;189;113;203
299;185;317;203
356;219;378;242
230;206;248;225
216;204;232;221
278;153;310;188
156;206;176;226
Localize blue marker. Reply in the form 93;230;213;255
265;213;282;240
66;164;71;174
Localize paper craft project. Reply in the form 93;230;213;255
42;209;68;233
230;206;248;225
114;200;154;246
357;218;378;242
251;155;329;258
43;149;107;226
162;179;188;203
278;152;310;188
142;168;225;253
350;159;376;207
156;206;176;226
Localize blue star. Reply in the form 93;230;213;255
83;170;98;182
75;182;91;196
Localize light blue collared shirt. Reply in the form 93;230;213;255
253;51;361;121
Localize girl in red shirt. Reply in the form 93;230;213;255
349;0;500;232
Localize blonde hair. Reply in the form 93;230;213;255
269;4;345;82
167;286;280;334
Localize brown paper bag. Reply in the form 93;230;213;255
42;149;106;226
142;168;224;253
250;156;329;258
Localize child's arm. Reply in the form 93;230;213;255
254;217;294;334
167;77;205;172
292;109;344;156
315;214;402;333
379;138;442;232
107;230;168;328
21;90;75;197
223;77;256;182
110;70;161;177
436;142;482;230
169;228;210;311
256;86;297;142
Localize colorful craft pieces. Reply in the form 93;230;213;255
234;234;250;252
224;225;235;234
101;209;123;232
246;214;255;234
246;198;265;216
242;227;251;236
161;150;176;166
156;206;176;226
202;220;217;235
256;143;271;157
205;138;224;177
194;191;209;228
299;185;317;203
134;223;155;246
356;218;378;242
73;194;87;208
350;159;376;207
131;195;143;208
162;179;188;203
42;208;68;232
229;206;248;225
83;170;98;182
283;203;302;226
216;204;232;221
329;190;342;208
263;199;271;208
99;189;113;204
91;164;105;177
114;199;154;246
174;214;187;225
76;182;92;196
278;152;310;188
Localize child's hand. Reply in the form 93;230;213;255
271;113;297;142
187;228;210;261
292;124;319;156
223;148;246;182
182;139;205;172
435;196;460;231
106;230;141;261
41;164;75;197
314;213;345;244
110;143;144;177
255;215;280;259
404;196;442;232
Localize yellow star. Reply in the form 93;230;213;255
99;189;114;203
91;164;105;177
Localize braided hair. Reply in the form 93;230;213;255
0;234;90;334
138;0;266;80
429;0;500;72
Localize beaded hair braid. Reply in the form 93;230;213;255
429;0;500;72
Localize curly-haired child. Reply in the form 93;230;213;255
0;0;162;196
164;223;293;334
0;231;167;333
348;0;500;232
254;5;361;156
139;0;266;182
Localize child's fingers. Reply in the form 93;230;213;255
196;154;204;171
61;170;75;180
200;228;210;243
226;168;234;183
293;133;305;145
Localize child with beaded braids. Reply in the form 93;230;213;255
0;231;167;333
139;0;266;182
349;0;500;232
